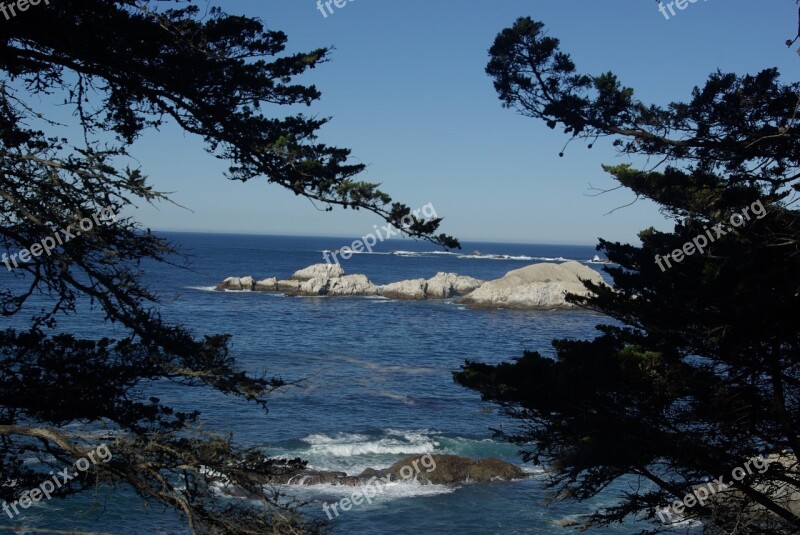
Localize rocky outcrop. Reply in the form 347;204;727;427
254;277;277;291
456;261;607;310
425;272;483;298
276;279;302;294
383;454;524;484
328;274;379;296
379;278;428;300
215;276;255;291
215;264;483;300
378;273;484;300
685;453;800;524
258;455;525;487
292;263;344;281
214;261;609;309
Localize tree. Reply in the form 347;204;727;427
0;1;458;533
455;16;800;534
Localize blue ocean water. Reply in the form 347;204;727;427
2;233;690;534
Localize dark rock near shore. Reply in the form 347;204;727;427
255;454;526;487
384;454;526;484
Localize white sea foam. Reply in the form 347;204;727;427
391;250;421;257
456;254;573;262
300;431;438;458
281;478;455;503
186;285;218;292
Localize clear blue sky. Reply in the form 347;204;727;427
128;0;798;245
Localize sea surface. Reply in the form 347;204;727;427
1;233;695;534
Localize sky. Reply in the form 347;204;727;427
125;0;799;245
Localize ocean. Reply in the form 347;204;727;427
2;233;692;534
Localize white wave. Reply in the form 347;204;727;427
320;249;392;255
652;507;703;528
302;432;371;445
520;465;547;475
456;254;574;262
273;429;526;476
185;286;218;292
391;250;421;257
455;254;533;261
300;431;438;457
280;479;455;504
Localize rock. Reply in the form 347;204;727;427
556;517;585;527
379;279;428;300
452;275;484;294
291;263;344;281
457;261;607;310
425;272;484;298
690;453;800;522
215;276;255;291
299;277;329;296
328;274;379;296
252;455;526;487
254;277;277;291
216;264;607;309
382;454;525;484
276;279;302;294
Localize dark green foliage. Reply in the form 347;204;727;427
457;16;800;534
0;1;457;532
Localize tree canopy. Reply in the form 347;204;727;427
456;16;800;534
0;1;456;533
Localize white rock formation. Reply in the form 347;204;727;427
214;262;606;309
328;274;379;296
458;261;607;310
299;277;329;296
255;277;278;291
215;276;255;291
291;263;344;281
378;279;428;300
425;272;484;298
276;279;302;293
